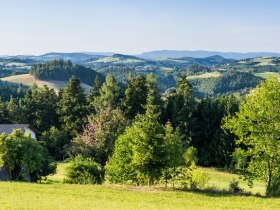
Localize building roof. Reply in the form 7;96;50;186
0;124;31;136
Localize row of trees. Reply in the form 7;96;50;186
1;71;279;196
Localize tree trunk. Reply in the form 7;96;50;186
266;161;272;196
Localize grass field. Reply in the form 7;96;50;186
1;181;279;210
187;72;221;80
1;74;91;93
0;164;278;210
254;72;280;80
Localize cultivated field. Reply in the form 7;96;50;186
254;72;280;80
1;74;91;93
187;72;221;80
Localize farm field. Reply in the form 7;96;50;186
187;72;221;80
254;72;280;80
1;74;91;93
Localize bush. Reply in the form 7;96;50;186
65;155;104;184
190;169;209;190
0;129;56;182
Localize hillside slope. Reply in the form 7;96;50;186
1;74;91;93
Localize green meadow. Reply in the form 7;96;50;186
0;163;277;210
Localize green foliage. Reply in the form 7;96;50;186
71;108;126;166
0;130;56;182
40;127;70;161
20;84;59;132
106;112;166;184
30;60;104;86
167;76;196;144
93;74;121;111
189;71;263;97
192;95;239;167
57;76;87;137
123;74;148;119
65;155;104;184
0;81;25;101
224;77;280;196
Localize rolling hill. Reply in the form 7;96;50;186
1;74;91;93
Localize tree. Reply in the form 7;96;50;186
192;95;239;167
123;74;148;120
71;108;126;166
0;98;8;123
93;74;121;111
6;97;22;123
145;73;163;120
106;110;166;185
57;76;87;137
224;78;280;196
168;76;196;145
0;130;56;182
162;122;184;186
20;84;59;132
40;127;70;161
87;75;102;114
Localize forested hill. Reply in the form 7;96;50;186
30;60;104;86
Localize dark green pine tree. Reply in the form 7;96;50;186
123;74;148;120
20;84;59;132
87;76;102;114
0;98;8;123
58;76;87;137
170;76;196;145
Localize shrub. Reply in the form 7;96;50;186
65;155;104;184
190;169;210;190
0;129;56;182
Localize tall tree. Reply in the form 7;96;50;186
145;73;163;119
94;74;121;112
192;96;239;167
87;75;102;114
167;76;196;145
20;84;59;132
106;106;166;185
224;78;280;196
123;74;148;120
58;76;87;137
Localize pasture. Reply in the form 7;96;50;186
1;74;91;93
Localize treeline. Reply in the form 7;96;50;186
30;60;104;86
0;81;25;101
0;73;279;196
0;74;238;181
189;71;263;96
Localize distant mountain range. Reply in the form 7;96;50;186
137;50;280;59
1;50;280;61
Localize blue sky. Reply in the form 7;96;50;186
1;0;280;55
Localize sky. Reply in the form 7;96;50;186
1;0;280;55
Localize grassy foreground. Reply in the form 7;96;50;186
0;164;279;210
1;181;280;210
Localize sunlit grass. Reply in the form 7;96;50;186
0;163;275;209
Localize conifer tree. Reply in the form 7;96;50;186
123;74;148;119
94;74;120;112
58;76;87;137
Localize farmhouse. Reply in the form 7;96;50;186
0;124;37;181
0;124;37;139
